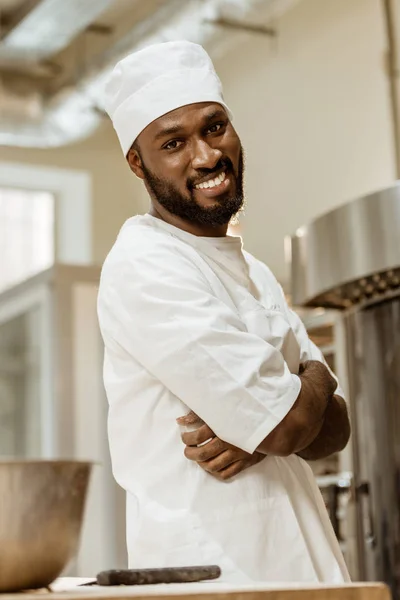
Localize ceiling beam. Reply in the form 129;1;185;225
0;0;114;61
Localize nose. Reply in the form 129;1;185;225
191;139;222;170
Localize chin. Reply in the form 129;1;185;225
200;197;223;207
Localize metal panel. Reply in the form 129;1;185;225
344;295;400;598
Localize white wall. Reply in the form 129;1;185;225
0;0;397;285
215;0;396;284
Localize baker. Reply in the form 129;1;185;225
97;40;351;583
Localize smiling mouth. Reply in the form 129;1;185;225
194;170;226;190
192;169;232;199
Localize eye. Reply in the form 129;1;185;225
208;123;222;134
163;139;183;151
207;121;227;134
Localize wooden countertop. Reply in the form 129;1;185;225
0;579;392;600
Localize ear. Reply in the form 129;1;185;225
127;148;145;180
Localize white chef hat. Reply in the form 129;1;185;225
104;40;233;156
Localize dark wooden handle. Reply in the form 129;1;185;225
96;565;221;586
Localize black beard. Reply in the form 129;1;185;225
140;149;245;227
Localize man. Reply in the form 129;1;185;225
98;40;351;583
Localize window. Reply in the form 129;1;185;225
0;187;54;293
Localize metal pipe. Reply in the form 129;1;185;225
203;17;276;37
383;0;400;178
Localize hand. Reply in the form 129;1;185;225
177;411;265;481
289;360;338;453
299;360;337;403
255;359;337;457
296;394;350;461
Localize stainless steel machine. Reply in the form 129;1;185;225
290;182;400;596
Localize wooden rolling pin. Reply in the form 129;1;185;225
87;565;221;586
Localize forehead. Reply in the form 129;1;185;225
138;102;228;144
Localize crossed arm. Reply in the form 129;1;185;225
101;241;350;480
178;360;351;481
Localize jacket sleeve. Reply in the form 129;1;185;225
98;239;301;454
284;304;346;400
247;254;346;401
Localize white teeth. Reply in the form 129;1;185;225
195;171;226;190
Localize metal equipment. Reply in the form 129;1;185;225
290;182;400;597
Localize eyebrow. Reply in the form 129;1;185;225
154;124;184;141
154;108;228;142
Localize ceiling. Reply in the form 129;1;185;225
0;0;302;148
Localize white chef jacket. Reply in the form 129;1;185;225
97;213;349;584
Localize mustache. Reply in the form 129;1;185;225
187;157;234;190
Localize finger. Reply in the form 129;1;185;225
217;460;248;481
176;411;203;426
184;436;227;462
181;423;214;446
199;449;238;473
200;447;254;472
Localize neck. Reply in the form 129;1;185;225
149;204;228;237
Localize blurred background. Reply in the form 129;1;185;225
0;0;399;593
